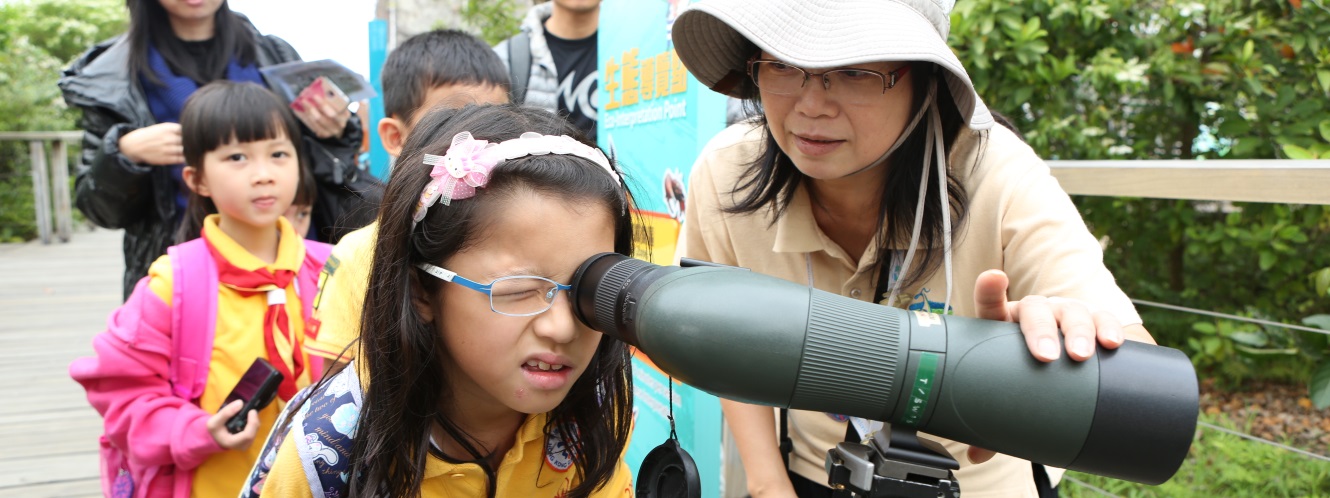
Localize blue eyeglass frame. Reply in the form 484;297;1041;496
415;262;573;317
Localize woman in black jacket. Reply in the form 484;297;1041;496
59;0;374;298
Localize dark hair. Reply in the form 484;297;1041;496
351;104;634;498
382;29;511;124
175;81;305;243
126;0;257;87
727;61;969;291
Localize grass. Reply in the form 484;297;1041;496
1062;412;1330;497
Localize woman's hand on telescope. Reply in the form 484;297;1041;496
966;269;1154;465
971;269;1156;363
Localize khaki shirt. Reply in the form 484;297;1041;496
682;122;1140;497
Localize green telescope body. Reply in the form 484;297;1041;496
571;253;1198;485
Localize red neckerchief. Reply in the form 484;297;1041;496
203;235;304;401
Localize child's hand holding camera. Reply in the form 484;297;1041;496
207;400;259;450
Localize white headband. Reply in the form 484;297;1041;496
413;131;620;226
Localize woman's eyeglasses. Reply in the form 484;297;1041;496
416;263;572;317
747;59;911;104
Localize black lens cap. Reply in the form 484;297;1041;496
636;439;701;498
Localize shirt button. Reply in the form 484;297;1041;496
850;289;862;298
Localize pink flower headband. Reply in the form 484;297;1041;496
413;131;620;226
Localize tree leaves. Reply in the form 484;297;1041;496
949;4;1330;392
0;0;126;240
1312;361;1330;409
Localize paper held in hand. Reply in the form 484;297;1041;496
260;59;378;104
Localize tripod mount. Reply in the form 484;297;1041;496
825;426;961;498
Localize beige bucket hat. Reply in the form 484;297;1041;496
671;0;994;131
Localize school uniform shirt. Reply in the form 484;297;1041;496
260;408;634;497
147;215;314;498
302;222;375;362
681;122;1142;498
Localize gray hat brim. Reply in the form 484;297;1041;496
672;0;994;130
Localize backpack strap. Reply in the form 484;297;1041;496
508;31;531;104
297;240;334;334
168;239;219;400
294;364;361;497
297;240;334;376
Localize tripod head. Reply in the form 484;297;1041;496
826;427;960;498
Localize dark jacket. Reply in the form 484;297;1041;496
59;21;373;299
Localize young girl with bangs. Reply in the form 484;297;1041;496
71;81;329;498
60;0;363;299
249;104;636;498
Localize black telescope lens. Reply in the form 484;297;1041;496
570;253;680;347
570;252;623;329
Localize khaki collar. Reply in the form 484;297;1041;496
771;183;907;270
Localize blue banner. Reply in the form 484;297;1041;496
599;1;727;496
367;19;390;179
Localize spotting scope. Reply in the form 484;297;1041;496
570;253;1198;485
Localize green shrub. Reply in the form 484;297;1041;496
951;0;1330;386
0;0;125;242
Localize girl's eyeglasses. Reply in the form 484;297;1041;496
747;59;911;104
416;263;573;317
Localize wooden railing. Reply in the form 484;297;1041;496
0;131;81;244
1047;159;1330;204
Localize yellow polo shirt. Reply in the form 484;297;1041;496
303;222;376;361
147;215;314;498
682;122;1141;497
260;410;634;497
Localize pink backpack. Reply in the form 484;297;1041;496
97;237;332;498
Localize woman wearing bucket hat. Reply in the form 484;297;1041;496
673;0;1156;497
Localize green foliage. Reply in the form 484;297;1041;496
0;168;38;243
1063;412;1330;497
0;0;125;242
1305;315;1330;408
456;0;526;46
1187;319;1307;387
0;0;126;64
951;0;1330;386
1314;268;1330;297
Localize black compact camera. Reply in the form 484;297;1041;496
222;358;284;434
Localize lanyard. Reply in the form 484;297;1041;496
803;251;903;443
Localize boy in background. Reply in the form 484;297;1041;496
303;30;511;365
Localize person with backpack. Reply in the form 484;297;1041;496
243;104;635;498
302;29;511;368
495;0;601;141
58;0;372;300
70;82;332;498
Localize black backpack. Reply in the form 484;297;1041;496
507;31;532;104
303;135;382;244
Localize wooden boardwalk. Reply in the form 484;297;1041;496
0;228;123;497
